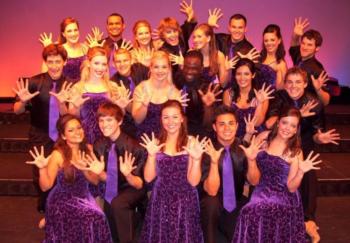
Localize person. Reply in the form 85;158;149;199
132;50;186;139
111;48;149;138
289;17;330;105
232;107;323;242
25;114;112;242
199;105;260;243
94;102;147;243
265;67;340;242
190;23;233;86
40;17;88;83
13;44;71;212
260;24;288;90
139;100;206;243
130;20;155;67
68;46;127;145
173;50;221;137
223;58;273;139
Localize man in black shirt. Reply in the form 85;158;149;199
13;44;69;212
94;102;146;243
289;17;330;105
266;67;340;242
200;105;260;243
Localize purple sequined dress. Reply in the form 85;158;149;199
80;92;109;144
140;153;204;243
136;102;163;139
63;56;86;83
44;169;112;243
232;151;306;243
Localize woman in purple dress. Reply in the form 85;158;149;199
223;58;273;139
40;17;88;83
26;114;112;242
232;107;321;242
132;50;186;139
139;100;206;243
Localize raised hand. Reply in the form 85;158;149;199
254;83;274;104
26;146;50;169
49;81;73;103
208;8;223;28
110;83;133;109
169;52;184;66
180;0;195;22
293;17;310;36
205;138;224;164
13;78;40;103
91;26;104;41
134;85;152;107
67;89;90;108
115;39;133;51
86;33;105;48
119;151;137;177
316;128;340;145
183;136;207;161
239;135;265;161
38;32;53;47
132;47;154;67
299;151;322;173
168;89;190;107
72;150;105;175
300;99;318;117
237;48;260;63
311;71;328;92
198;82;222;107
140;132;165;156
244;113;258;135
224;55;239;70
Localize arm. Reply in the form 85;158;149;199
39;150;61;191
275;61;288;90
185;136;206;187
217;51;230;87
144;154;157;183
223;89;232;106
131;83;150;124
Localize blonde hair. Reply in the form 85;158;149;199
150;50;173;84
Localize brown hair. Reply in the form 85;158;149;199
54;114;89;183
59;17;79;44
158;100;188;152
97;102;124;122
158;17;182;40
132;20;154;49
284;67;307;84
42;44;68;61
267;107;302;157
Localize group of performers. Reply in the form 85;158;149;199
12;1;341;242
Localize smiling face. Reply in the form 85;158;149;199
213;113;238;146
107;15;125;39
277;115;299;140
162;28;179;46
263;32;281;54
98;115;122;139
300;37;318;60
114;52;132;76
89;55;108;79
228;18;246;43
62;119;84;145
62;23;80;44
161;106;184;135
235;65;254;89
150;56;170;82
182;56;203;83
45;55;65;80
192;28;210;50
135;25;152;47
284;73;307;100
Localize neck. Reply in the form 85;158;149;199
201;45;210;55
87;74;104;84
240;85;251;95
218;138;234;148
109;128;121;142
109;35;122;42
269;136;288;152
65;42;80;49
231;36;244;44
150;77;169;88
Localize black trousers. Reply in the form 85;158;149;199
29;127;54;212
300;170;318;221
104;187;147;243
200;193;248;243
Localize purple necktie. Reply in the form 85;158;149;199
105;143;118;203
109;44;117;77
223;147;236;212
48;82;59;141
128;77;135;94
229;43;236;59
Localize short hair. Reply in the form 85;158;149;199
107;13;124;24
213;105;238;124
158;17;182;39
302;29;323;47
284;67;308;84
42;44;68;61
113;48;132;61
184;50;204;65
97;102;124;122
229;14;247;26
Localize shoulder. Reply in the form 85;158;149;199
50;149;65;167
